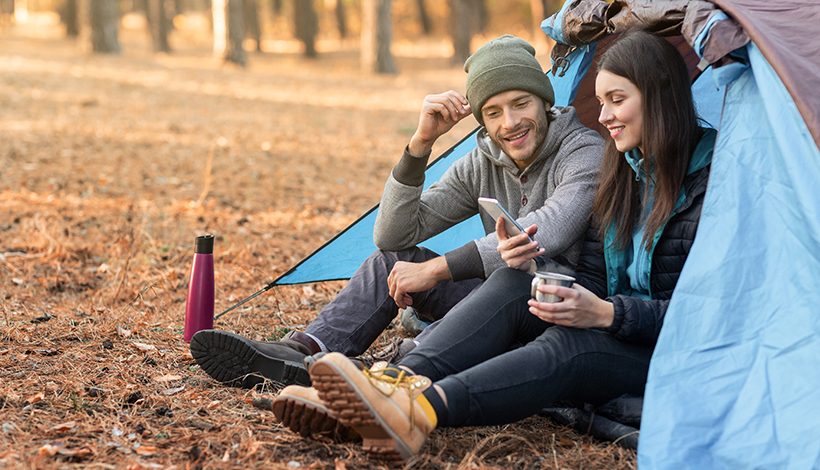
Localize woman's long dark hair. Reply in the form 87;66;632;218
593;31;703;251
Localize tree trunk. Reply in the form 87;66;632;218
294;0;318;58
243;0;261;51
78;0;121;53
63;0;80;37
415;0;430;35
271;0;281;15
0;0;14;17
213;0;246;66
449;0;470;65
146;0;171;52
361;0;396;74
335;0;347;38
470;0;487;34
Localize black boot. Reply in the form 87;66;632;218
191;330;321;388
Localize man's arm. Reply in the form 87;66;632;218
374;91;479;251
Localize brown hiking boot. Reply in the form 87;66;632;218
191;330;320;388
309;352;435;461
272;385;356;441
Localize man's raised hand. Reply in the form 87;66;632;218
408;91;472;157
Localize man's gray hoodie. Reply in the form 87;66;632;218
374;106;604;281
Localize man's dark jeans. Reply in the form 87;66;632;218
304;247;482;356
400;268;654;428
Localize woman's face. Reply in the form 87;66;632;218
595;70;644;154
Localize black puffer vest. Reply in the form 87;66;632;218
574;163;712;346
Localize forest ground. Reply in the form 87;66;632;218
0;13;637;470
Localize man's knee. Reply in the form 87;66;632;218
366;246;441;266
486;267;532;296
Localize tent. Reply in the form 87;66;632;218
539;0;820;467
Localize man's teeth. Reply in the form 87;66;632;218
506;130;527;141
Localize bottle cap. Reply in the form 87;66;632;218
194;234;214;254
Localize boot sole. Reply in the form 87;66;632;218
190;330;311;388
273;394;354;440
310;360;412;461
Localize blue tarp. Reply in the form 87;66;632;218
640;41;820;469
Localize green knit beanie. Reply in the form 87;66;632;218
464;35;555;125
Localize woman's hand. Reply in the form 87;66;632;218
529;283;614;329
496;217;544;272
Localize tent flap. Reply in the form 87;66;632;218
640;42;820;470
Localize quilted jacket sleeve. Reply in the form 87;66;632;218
606;296;668;346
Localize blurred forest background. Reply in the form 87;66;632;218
0;0;564;68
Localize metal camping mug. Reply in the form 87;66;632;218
531;272;576;303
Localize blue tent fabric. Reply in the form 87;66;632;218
639;41;820;469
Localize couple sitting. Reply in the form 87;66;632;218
192;31;715;461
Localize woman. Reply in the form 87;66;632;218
274;31;717;461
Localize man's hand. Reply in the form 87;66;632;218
408;91;472;157
387;257;451;309
496;217;544;272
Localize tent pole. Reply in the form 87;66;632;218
213;282;275;321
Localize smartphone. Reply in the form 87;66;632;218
478;197;536;244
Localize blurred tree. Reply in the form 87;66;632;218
173;0;182;15
146;0;171;52
272;0;281;15
61;0;80;37
335;0;346;38
213;0;246;65
243;0;261;51
449;0;469;65
415;0;430;35
470;0;486;34
361;0;396;74
450;0;486;65
77;0;121;53
0;0;13;17
294;0;318;58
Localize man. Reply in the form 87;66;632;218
190;35;604;388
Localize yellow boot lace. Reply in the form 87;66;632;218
362;366;431;431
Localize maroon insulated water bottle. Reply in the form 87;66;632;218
184;234;215;342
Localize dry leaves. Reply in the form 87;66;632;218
47;421;76;433
27;392;45;404
132;342;156;352
154;374;182;382
135;446;157;456
162;385;186;395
